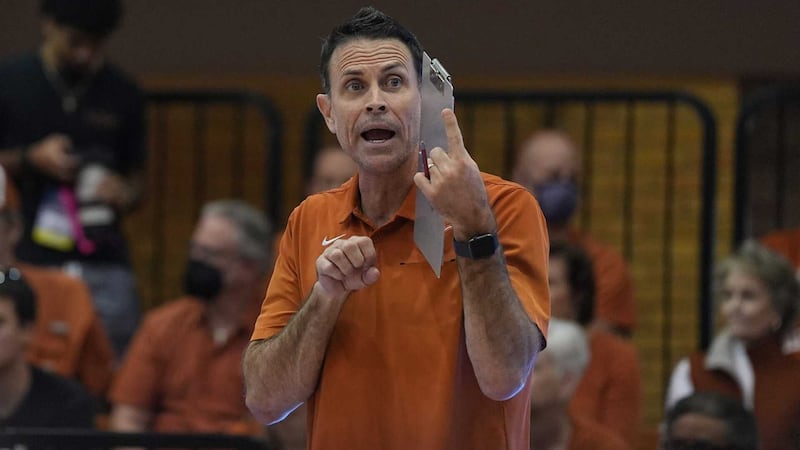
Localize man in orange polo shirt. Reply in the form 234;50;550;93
513;130;637;337
0;164;113;398
109;200;272;435
243;7;550;450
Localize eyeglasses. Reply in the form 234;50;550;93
0;267;21;284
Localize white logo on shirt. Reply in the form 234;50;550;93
322;234;346;246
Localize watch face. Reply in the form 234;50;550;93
469;233;498;258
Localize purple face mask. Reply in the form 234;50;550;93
534;180;579;227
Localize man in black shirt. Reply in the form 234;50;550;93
0;267;94;429
0;0;145;357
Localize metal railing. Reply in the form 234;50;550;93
135;89;282;309
734;87;800;246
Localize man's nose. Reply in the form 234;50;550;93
365;86;387;113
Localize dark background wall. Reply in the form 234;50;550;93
1;0;799;79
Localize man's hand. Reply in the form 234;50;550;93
315;236;380;302
413;108;496;241
26;134;78;181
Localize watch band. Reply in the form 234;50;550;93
453;233;499;259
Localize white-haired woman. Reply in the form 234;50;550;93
666;240;800;450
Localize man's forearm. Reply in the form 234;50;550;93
244;283;346;424
460;247;541;401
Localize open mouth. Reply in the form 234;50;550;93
361;129;396;143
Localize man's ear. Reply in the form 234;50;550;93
316;93;337;134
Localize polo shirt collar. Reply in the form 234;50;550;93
337;172;418;225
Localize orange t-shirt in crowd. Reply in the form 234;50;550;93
110;296;264;435
566;230;636;335
762;228;800;267
252;173;550;450
23;262;114;397
569;329;642;446
567;413;631;450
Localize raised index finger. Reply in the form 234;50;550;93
442;108;467;159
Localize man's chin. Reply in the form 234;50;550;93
355;153;414;177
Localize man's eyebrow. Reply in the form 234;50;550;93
381;62;405;72
342;68;364;77
342;61;407;76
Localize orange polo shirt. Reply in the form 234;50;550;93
110;296;264;435
252;173;550;450
569;329;642;446
23;263;114;397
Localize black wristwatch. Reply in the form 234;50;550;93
453;233;499;259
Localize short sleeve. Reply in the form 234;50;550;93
490;182;551;346
251;209;304;341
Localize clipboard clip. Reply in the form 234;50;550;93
429;58;451;94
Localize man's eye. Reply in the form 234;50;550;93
346;80;363;91
387;77;402;88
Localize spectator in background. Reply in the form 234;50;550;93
513;130;636;337
305;145;357;196
530;318;630;450
110;200;272;436
661;391;758;450
548;240;642;446
665;240;800;450
0;270;94;428
0;165;114;399
0;0;146;357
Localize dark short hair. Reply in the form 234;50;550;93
665;392;758;450
549;240;595;326
40;0;123;38
0;270;37;326
319;6;423;94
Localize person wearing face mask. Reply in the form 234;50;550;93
0;0;146;358
108;200;274;436
665;241;800;450
513;130;636;338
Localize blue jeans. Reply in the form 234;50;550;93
64;261;141;359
